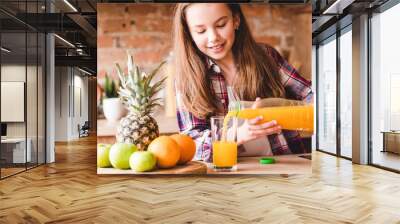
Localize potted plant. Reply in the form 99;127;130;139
102;74;127;122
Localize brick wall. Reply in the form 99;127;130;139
98;3;311;82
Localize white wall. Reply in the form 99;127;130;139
55;66;69;141
1;63;46;163
1;65;25;138
1;65;36;138
54;67;89;141
73;71;89;139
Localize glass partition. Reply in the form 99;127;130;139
339;28;352;158
0;1;46;179
370;3;400;171
317;36;337;155
1;31;28;177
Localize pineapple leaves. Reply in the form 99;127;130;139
149;77;167;96
127;53;134;72
115;53;167;116
130;105;141;113
134;65;140;84
116;64;126;88
147;61;167;85
151;97;163;104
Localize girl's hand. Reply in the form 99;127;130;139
237;98;282;145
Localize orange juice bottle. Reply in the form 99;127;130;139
228;98;314;132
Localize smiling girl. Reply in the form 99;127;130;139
173;3;313;162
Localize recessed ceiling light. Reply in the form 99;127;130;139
63;0;78;12
54;34;75;48
323;0;355;15
1;47;11;53
78;67;93;76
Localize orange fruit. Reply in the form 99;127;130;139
148;136;180;169
170;134;196;165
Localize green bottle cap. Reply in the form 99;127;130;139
259;157;275;164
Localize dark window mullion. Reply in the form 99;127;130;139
36;0;39;167
25;0;28;171
73;68;75;118
44;33;47;164
44;0;48;165
0;24;2;179
316;45;319;151
367;11;373;165
336;30;341;157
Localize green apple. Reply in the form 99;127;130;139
97;143;112;168
129;151;157;172
109;143;138;169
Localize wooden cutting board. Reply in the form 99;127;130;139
97;161;207;175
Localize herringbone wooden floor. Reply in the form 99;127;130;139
0;135;399;224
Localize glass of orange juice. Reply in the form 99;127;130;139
211;116;238;172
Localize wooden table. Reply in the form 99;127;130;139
207;154;311;174
98;161;207;175
97;154;311;175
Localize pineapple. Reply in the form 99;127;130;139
115;54;166;151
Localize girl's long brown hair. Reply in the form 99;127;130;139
173;3;285;119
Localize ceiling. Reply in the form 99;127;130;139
312;0;390;43
1;0;312;75
0;0;97;74
1;0;395;73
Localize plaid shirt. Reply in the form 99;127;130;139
176;44;313;162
